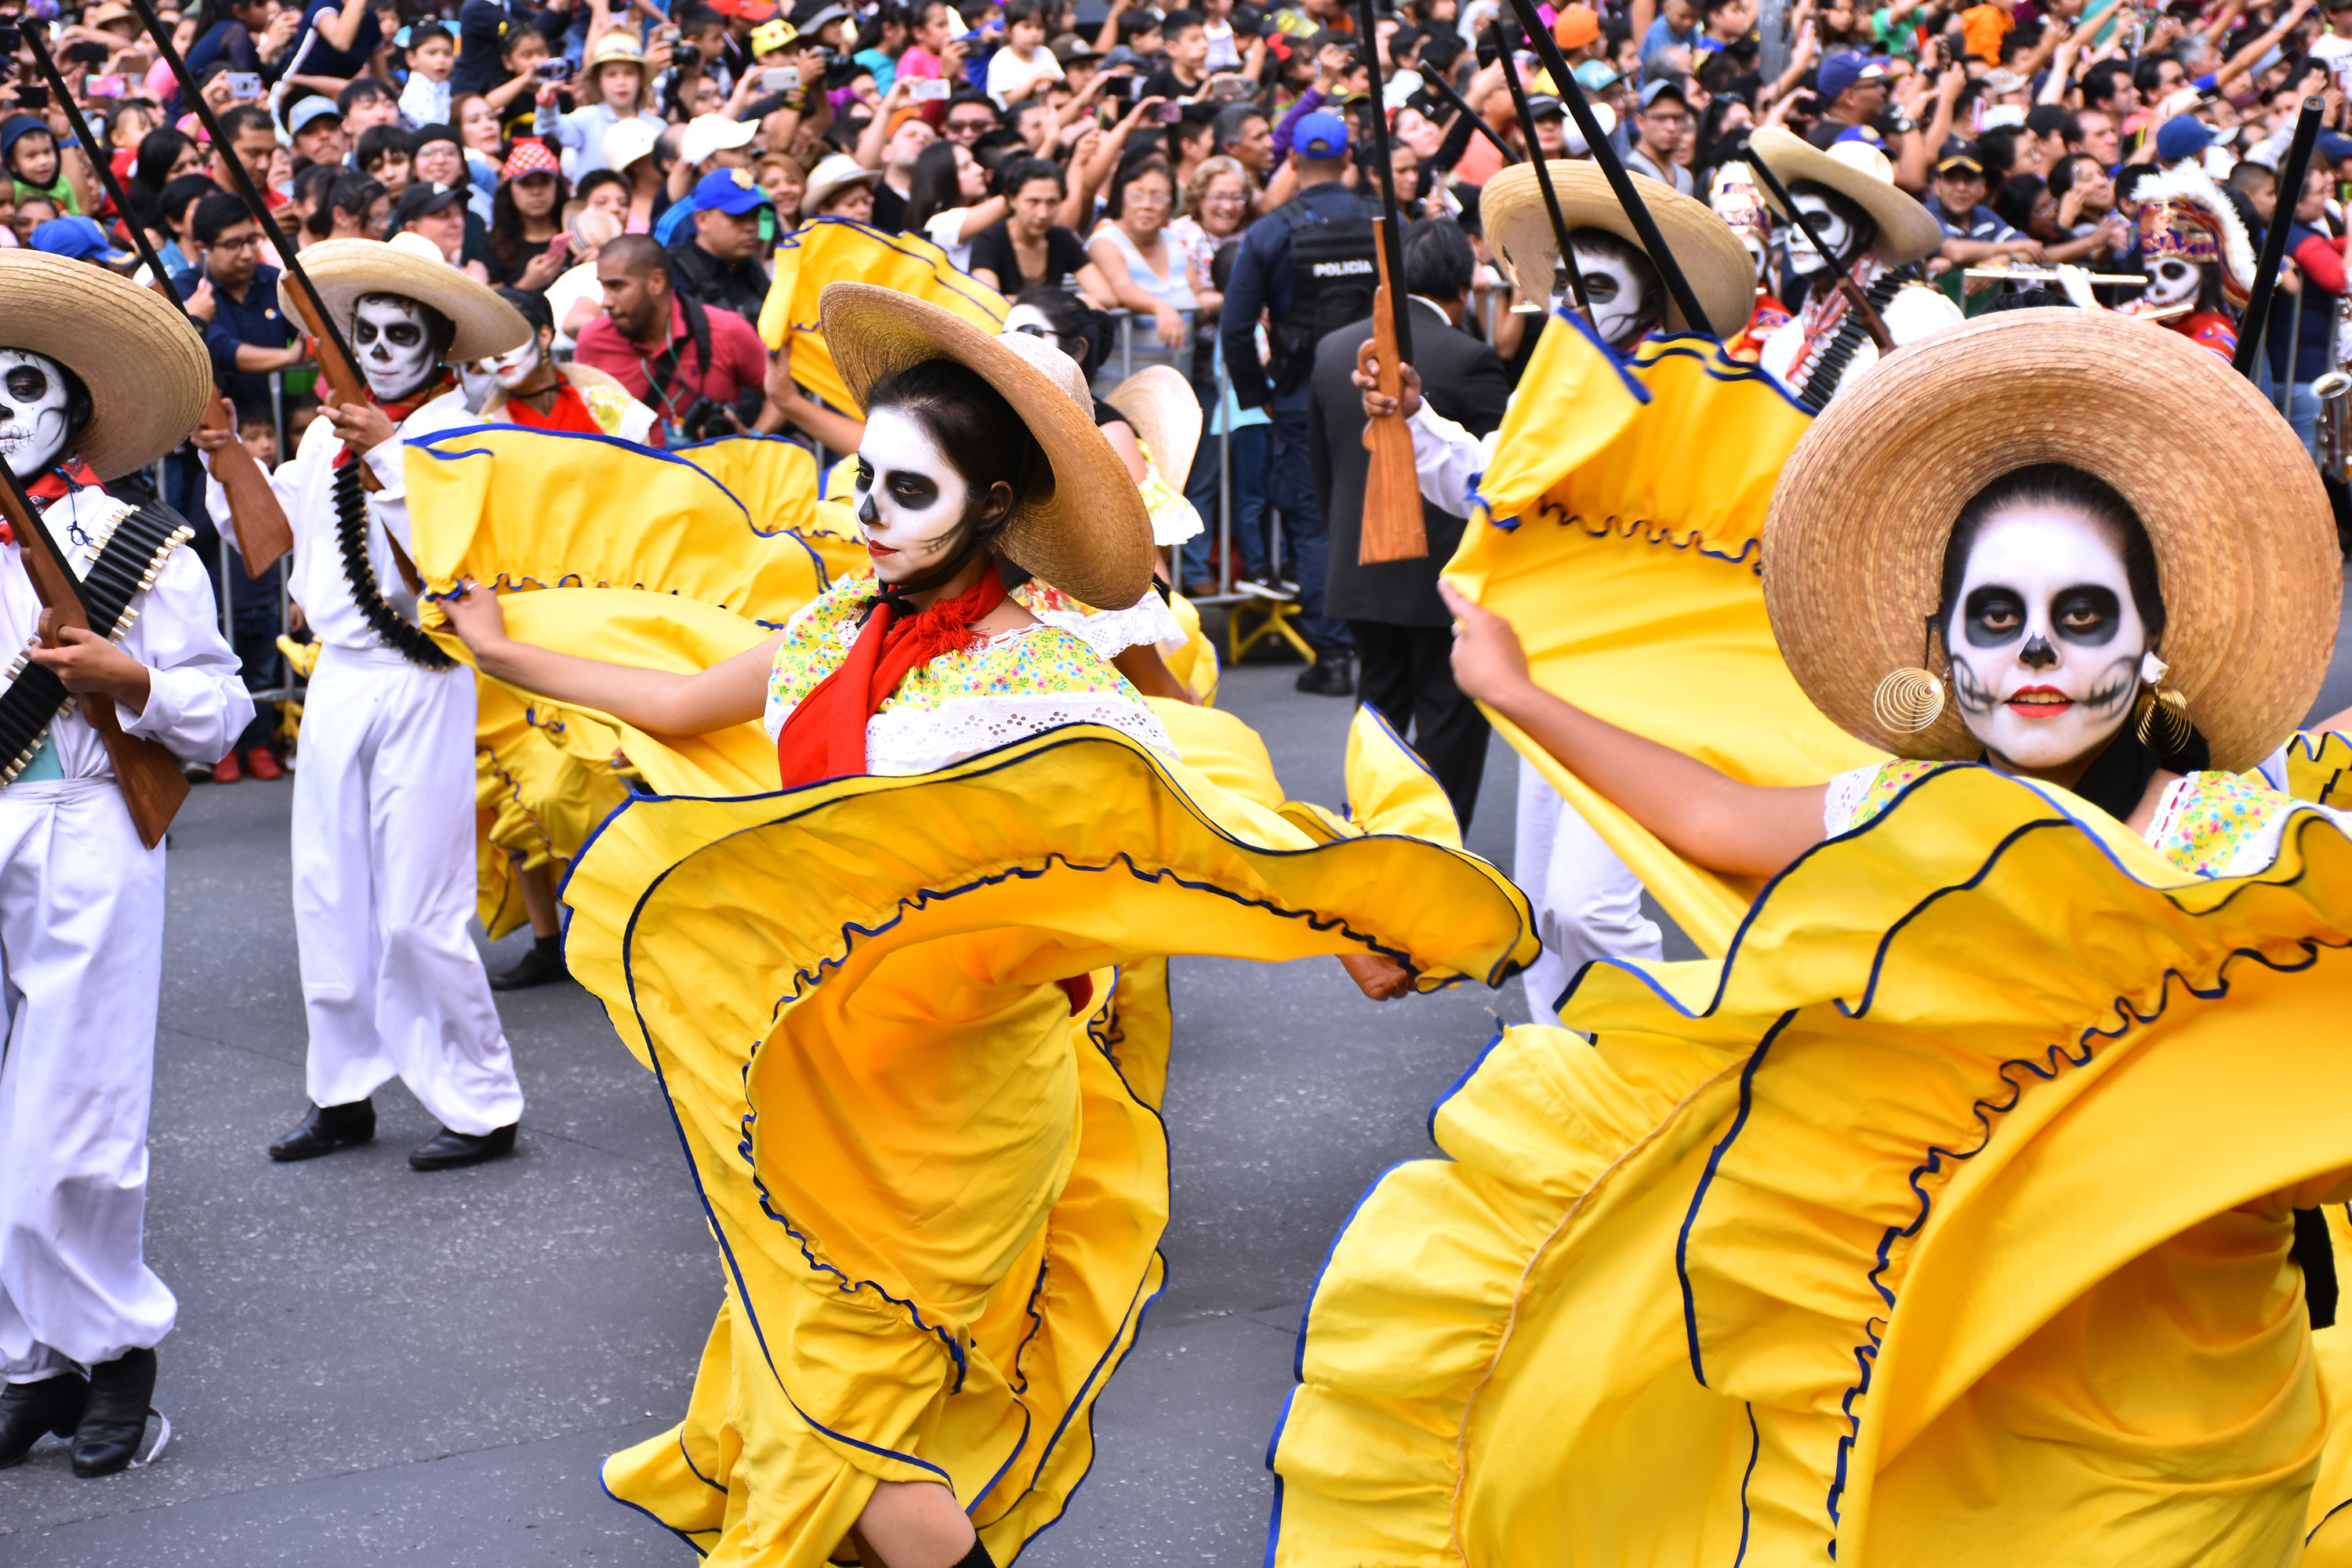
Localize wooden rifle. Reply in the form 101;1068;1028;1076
1353;0;1428;564
0;464;189;848
17;21;293;576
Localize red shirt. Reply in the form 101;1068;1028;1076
574;295;769;443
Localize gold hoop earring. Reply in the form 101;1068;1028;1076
2136;681;2190;752
1872;666;1946;734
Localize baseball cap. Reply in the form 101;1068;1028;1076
1833;122;1886;147
2154;114;2215;162
1523;93;1565;121
1562;100;1617;157
603;117;662;173
2320;131;2352;162
749;18;796;54
695;164;775;216
682;111;760;169
31;216;132;267
287;96;343;135
1933;138;1985;175
1572;58;1624;93
1815;50;1886;101
1552;3;1600;49
392;180;465;227
1639;78;1689;110
413;121;462;151
713;0;780;22
500;137;561;182
1294;109;1350;159
1051;33;1099;64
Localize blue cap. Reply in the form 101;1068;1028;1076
288;96;343;135
1815;49;1885;100
31;215;132;266
694;165;775;216
1571;58;1622;93
2320;131;2352;162
2153;114;2214;162
1832;122;1885;147
1294;109;1349;160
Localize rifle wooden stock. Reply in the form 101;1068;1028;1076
1359;223;1428;564
0;475;189;849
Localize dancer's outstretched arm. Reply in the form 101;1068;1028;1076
443;583;778;739
1439;582;1830;879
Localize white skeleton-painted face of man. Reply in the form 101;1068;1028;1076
1785;190;1855;277
481;329;547;392
1565;232;1664;352
2143;256;2201;309
351;292;441;401
0;349;73;481
1946;506;2150;771
853;405;977;586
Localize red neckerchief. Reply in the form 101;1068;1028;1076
6;460;103;545
1784;255;1886;391
775;566;1009;789
506;380;605;435
333;374;456;468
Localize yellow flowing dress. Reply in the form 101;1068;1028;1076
1265;318;2352;1567
452;550;1534;1565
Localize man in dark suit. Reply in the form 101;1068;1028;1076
1307;217;1512;828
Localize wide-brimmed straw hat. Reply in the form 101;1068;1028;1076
1764;308;2339;773
1105;365;1201;488
0;250;209;480
820;282;1153;610
280;234;532;365
1478;159;1755;338
1749;125;1946;266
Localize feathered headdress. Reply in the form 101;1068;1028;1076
2134;163;2256;306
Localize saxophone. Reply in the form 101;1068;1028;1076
2314;287;2352;483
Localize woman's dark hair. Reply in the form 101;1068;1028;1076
574;167;629;212
904;140;965;234
862;358;1044;541
158;172;221;238
997;154;1065;202
491;163;570;266
126;127;198;233
308;172;386;239
1104;153;1174;223
1938;463;2165;644
495;284;555;338
1010;283;1103;369
1992;173;2045;238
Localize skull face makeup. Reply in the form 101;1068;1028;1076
482;331;547;392
1783;183;1875;278
854;405;981;586
0;349;73;481
351;293;441;401
1945;506;2150;771
2143;256;2201;310
1566;229;1666;352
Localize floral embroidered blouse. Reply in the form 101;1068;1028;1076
761;565;1179;776
1012;578;1187;662
1823;758;2314;878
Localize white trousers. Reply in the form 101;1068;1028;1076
292;645;522;1135
1514;757;1663;1027
0;779;173;1380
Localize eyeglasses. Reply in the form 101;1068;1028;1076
1202;191;1246;204
1124;186;1171;204
209;233;263;251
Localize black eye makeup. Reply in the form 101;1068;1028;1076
4;366;47;403
1962;586;2026;647
2051;585;2121;644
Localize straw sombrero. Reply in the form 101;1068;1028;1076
820;281;1153;610
1105;365;1201;488
1764;308;2339;773
1748;126;1946;267
280;234;532;364
0;250;209;480
1478;159;1754;339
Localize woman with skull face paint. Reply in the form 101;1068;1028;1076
1271;310;2352;1567
194;235;541;1174
2081;164;2256;361
0;256;253;1479
438;283;1535;1568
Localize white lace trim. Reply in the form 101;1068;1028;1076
863;691;1179;776
1820;763;1882;837
2143;776;2194;853
1152;492;1205;546
1029;591;1188;660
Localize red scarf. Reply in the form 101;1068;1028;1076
334;373;456;468
505;380;605;435
775;566;1009;789
6;460;103;545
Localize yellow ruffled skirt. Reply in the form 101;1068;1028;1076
1270;763;2352;1567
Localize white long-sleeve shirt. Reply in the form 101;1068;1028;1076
1406;400;1502;521
270;390;477;653
1;488;253;774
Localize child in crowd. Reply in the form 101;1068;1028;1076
400;23;457;129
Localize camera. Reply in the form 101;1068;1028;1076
0;24;20;55
535;57;572;81
1103;74;1147;103
16;84;47;109
65;41;108;65
675;42;700;66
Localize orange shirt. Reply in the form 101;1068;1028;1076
1959;3;2015;64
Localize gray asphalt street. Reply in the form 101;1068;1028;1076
7;584;2352;1567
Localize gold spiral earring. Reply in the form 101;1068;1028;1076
2136;680;2191;752
1872;666;1947;734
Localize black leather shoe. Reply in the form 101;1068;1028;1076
0;1374;86;1467
1295;656;1355;697
408;1123;517;1171
267;1098;376;1162
490;936;567;992
71;1348;158;1478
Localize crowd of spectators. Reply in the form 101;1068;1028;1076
5;0;2350;713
